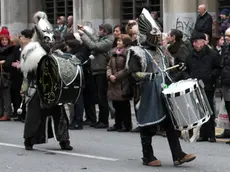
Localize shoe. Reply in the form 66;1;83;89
94;122;108;129
0;115;10;121
107;126;118;132
174;154;196;166
11;117;22;122
90;121;99;127
196;137;208;142
143;159;162;167
83;120;91;126
131;127;140;133
209;137;216;143
69;125;83;130
118;128;132;132
59;141;73;151
24;139;33;151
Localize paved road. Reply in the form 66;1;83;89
0;119;230;172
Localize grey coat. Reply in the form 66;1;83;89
81;33;114;75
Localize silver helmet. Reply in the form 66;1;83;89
138;8;162;46
33;11;55;44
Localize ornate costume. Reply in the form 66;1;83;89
125;8;196;166
20;12;72;150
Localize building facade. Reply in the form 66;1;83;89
0;0;229;36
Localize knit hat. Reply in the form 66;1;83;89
220;9;230;16
0;28;10;36
191;32;206;42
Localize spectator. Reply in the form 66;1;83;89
221;28;230;123
67;15;73;33
213;35;224;55
219;9;230;35
54;16;67;40
78;23;114;128
183;32;221;142
151;11;163;31
194;4;213;43
0;30;16;121
9;36;23;121
107;34;133;132
167;29;191;81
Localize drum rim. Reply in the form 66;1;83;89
163;79;199;98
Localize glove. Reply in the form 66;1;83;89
178;62;187;71
133;72;155;81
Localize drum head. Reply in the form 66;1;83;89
162;79;197;95
37;55;62;108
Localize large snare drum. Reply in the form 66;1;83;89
162;79;212;142
37;53;84;108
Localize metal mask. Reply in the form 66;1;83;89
36;18;55;44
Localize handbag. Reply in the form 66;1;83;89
216;99;230;129
0;65;10;88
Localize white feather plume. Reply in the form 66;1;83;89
33;11;48;24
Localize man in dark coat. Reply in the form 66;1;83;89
183;32;221;142
167;29;191;81
194;4;213;42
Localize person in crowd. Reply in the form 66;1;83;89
126;20;137;37
219;8;230;35
182;32;221;142
108;24;126;120
194;4;213;43
0;28;18;121
151;11;163;31
167;29;191;81
54;16;67;40
221;28;230;125
9;36;24;121
107;34;133;132
78;23;114;128
65;38;85;130
67;15;73;33
129;24;140;133
213;35;224;56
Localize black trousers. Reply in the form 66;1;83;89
199;90;215;139
140;115;186;163
113;100;132;129
93;74;109;125
83;73;96;123
11;88;22;115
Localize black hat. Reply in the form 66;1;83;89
191;32;206;42
21;29;33;39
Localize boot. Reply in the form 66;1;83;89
174;153;196;166
141;136;161;167
59;140;73;151
24;138;33;151
0;115;10;121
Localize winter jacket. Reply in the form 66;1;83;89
81;32;114;75
185;46;221;91
194;12;213;40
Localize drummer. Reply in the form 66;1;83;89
125;9;196;167
181;32;221;142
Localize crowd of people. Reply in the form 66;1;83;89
0;3;230;166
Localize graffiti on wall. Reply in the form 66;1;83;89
175;17;195;40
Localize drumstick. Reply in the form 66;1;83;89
163;64;180;71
